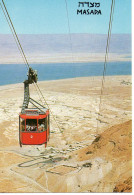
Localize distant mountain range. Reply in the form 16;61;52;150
0;34;131;55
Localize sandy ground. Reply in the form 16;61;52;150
0;75;132;192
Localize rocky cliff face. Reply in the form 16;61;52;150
76;120;132;192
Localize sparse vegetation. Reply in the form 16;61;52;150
92;135;101;143
121;80;132;85
82;162;92;168
86;151;92;155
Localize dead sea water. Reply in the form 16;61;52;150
0;61;131;86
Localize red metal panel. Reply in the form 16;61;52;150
21;131;47;145
47;127;49;141
20;114;47;120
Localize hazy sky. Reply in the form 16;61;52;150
0;0;131;34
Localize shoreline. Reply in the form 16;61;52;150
0;59;132;65
0;59;131;65
0;74;132;88
0;53;131;64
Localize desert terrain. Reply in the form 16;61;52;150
0;75;132;192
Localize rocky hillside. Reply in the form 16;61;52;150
76;120;132;192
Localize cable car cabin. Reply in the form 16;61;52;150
19;108;50;147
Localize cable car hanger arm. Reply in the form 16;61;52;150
21;67;38;113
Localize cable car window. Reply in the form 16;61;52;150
38;118;47;132
20;118;25;131
26;119;37;131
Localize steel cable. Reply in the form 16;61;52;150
64;0;74;63
0;2;28;70
96;0;115;134
1;0;30;69
35;83;63;133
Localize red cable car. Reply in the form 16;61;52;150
19;108;50;147
19;68;50;147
